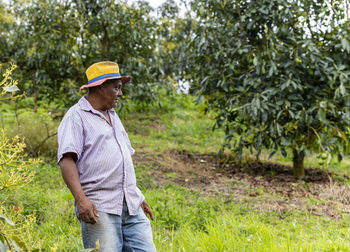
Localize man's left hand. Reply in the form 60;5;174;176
141;201;154;221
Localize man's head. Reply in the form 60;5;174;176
88;78;123;110
80;61;130;91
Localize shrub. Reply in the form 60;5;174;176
0;62;41;251
6;108;58;159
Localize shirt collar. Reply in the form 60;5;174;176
78;96;115;114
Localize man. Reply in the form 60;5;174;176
57;61;157;251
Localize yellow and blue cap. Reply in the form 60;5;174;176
80;61;131;90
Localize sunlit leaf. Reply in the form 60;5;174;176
0;214;15;226
3;85;19;92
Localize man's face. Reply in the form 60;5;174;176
99;79;123;110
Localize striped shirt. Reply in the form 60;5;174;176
57;96;144;215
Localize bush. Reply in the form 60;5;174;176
0;128;42;250
6;108;58;159
0;62;42;251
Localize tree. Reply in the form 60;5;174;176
184;0;350;177
4;0;82;110
72;0;164;106
0;1;15;64
156;0;186;90
1;0;169;109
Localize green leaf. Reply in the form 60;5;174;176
11;235;26;249
281;148;287;157
341;38;350;53
340;84;346;96
253;57;258;66
327;153;332;165
317;109;328;125
0;240;8;252
3;85;19;92
196;96;204;104
0;214;15;226
8;239;20;252
281;137;290;146
268;151;276;159
276;123;282;136
338;153;343;162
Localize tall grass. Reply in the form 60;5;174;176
172;211;350;251
143;185;350;252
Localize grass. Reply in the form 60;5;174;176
120;93;225;154
122;92;350;179
7;171;350;251
171;211;350;251
3;92;350;250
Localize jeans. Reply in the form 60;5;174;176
75;199;157;252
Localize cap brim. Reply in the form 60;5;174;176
80;76;131;91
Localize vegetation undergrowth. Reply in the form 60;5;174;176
8;161;350;251
2;91;350;250
119;91;225;154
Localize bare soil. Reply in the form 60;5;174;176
133;149;350;219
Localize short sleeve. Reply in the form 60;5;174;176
57;111;84;163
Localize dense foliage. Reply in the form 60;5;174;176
0;0;170;108
3;0;350;250
1;0;350;177
184;0;350;176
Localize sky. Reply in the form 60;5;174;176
129;0;185;17
1;0;176;8
146;0;168;8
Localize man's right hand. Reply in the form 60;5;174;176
59;153;100;225
76;196;99;224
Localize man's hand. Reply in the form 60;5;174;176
59;153;99;225
77;196;99;224
141;200;154;221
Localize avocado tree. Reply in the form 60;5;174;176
0;1;14;62
1;0;168;109
155;0;192;91
73;0;162;106
4;0;82;109
184;0;350;177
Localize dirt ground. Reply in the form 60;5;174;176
133;149;350;219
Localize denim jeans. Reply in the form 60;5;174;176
75;199;157;252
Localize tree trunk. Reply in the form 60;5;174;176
101;24;111;59
33;72;38;113
293;149;305;178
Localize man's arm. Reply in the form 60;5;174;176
59;152;99;224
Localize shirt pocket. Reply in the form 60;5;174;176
121;130;135;155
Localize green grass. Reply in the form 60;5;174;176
8;168;350;251
171;211;350;251
3;92;350;250
120;92;225;154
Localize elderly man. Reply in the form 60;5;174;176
57;61;157;251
